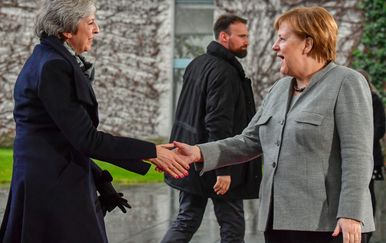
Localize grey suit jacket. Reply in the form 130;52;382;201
198;62;375;232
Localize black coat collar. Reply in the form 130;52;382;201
40;35;97;107
206;41;246;79
40;34;99;126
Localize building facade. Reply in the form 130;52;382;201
0;0;363;146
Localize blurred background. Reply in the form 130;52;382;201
0;0;384;144
0;0;385;242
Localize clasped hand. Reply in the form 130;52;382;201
148;141;202;179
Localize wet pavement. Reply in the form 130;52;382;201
0;180;385;243
104;184;263;243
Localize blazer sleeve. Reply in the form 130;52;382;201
197;99;265;175
334;70;373;223
38;59;154;174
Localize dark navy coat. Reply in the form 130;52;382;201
165;41;262;199
0;35;156;243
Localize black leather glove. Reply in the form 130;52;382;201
98;191;131;214
95;170;132;215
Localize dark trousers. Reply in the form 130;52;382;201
161;190;245;243
264;229;369;243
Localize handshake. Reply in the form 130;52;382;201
97;142;203;216
147;141;203;179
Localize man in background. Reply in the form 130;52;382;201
162;14;262;243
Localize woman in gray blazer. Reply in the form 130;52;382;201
171;6;374;243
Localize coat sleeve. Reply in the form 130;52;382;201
334;70;373;223
37;59;154;174
205;67;240;176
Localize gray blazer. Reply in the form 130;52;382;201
198;62;375;232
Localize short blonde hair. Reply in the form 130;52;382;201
274;6;338;62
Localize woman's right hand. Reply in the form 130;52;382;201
148;141;203;179
172;141;203;164
148;145;190;179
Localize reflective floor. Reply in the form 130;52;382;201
0;180;385;243
104;184;264;243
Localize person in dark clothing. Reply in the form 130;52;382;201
0;1;188;242
162;14;262;243
358;70;385;243
370;92;385;182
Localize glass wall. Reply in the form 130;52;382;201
172;0;214;115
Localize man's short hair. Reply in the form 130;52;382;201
213;14;247;40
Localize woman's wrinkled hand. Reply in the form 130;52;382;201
148;145;190;179
172;141;203;164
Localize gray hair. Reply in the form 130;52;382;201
35;0;96;39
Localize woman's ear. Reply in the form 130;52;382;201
303;37;313;55
62;32;72;40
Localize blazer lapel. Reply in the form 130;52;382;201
304;62;337;93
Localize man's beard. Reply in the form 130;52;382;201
234;50;247;58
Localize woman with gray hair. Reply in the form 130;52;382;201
0;0;189;242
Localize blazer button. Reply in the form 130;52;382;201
272;162;276;168
275;140;280;146
280;120;285;125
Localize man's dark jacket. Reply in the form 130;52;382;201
165;41;262;199
0;35;156;243
372;92;385;173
